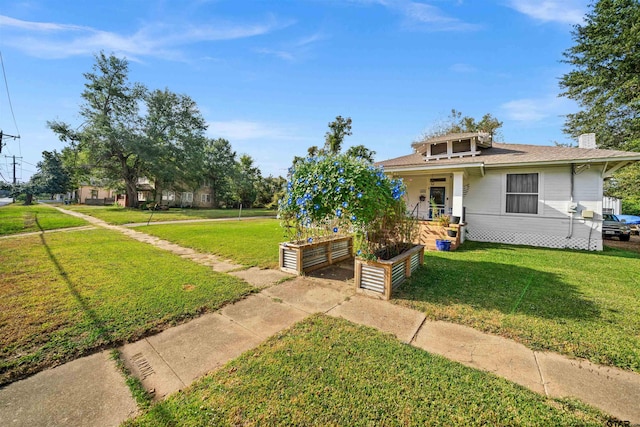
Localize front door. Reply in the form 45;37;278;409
429;187;445;218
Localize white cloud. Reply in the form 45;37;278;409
450;63;477;73
500;95;572;123
345;0;480;32
256;31;326;62
0;14;291;60
505;0;587;25
207;120;297;140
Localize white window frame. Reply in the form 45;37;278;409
182;192;193;203
201;193;211;203
505;172;539;215
162;190;175;201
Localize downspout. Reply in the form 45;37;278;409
567;163;574;239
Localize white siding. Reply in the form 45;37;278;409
463;165;603;251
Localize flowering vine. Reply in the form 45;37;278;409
279;153;415;259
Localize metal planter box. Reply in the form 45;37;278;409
354;244;424;300
279;235;353;275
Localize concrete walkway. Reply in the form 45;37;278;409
1;208;639;425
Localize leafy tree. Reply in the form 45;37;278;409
345;144;376;163
255;176;287;208
141;88;207;201
233;154;261;207
49;52;146;207
30;150;71;198
419;109;503;141
324;116;352;154
559;0;640;152
202;138;236;208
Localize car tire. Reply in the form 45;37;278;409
619;234;631;242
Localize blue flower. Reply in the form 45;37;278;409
333;227;339;233
357;250;362;255
313;184;318;192
334;161;340;166
338;177;346;184
336;208;342;218
314;204;320;210
351;215;357;221
357;192;363;199
350;186;355;192
308;237;313;243
322;188;328;194
338;167;345;174
335;186;341;192
342;201;348;208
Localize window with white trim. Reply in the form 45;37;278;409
182;192;193;203
506;173;538;214
162;190;175;201
201;193;211;203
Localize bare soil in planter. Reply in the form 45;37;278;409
375;243;414;260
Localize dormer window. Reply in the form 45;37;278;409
412;132;491;161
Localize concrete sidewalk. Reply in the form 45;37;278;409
2;207;639;425
2;276;639;426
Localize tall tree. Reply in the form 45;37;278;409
345;144;376;163
233;154;261;207
30;150;71;198
419;109;503;141
559;0;640;151
202;138;236;208
324;115;352;154
141;88;207;200
49;52;146;207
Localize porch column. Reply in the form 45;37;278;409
452;171;464;218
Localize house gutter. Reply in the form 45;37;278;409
383;162;485;174
567;163;575;240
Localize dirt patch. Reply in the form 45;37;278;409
603;234;640;254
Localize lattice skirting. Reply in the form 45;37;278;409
466;229;602;251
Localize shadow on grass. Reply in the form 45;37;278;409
35;215;113;344
397;245;600;321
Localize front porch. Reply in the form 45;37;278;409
415;221;463;251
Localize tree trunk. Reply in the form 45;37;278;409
24;193;33;206
125;179;138;208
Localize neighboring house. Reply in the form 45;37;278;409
76;184;118;205
378;132;640;251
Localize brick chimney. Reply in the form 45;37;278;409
578;133;596;149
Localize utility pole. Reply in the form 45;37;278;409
3;155;21;184
0;130;20;154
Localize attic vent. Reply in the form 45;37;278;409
578;133;596;149
453;139;471;153
431;143;447;155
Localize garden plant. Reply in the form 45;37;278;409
278;153;416;260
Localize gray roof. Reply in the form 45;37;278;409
378;142;640;171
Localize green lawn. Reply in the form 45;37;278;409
0;203;88;235
62;204;276;225
396;241;640;373
0;229;254;386
124;315;610;427
142;219;284;268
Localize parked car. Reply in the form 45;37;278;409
616;215;640;235
602;214;631;241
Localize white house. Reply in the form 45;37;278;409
378;132;640;251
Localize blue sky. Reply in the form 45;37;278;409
0;0;588;182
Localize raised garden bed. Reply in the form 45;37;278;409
354;244;424;300
279;235;353;275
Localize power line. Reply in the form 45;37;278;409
0;51;22;156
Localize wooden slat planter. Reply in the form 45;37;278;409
416;221;463;251
279;235;353;275
354;244;425;300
